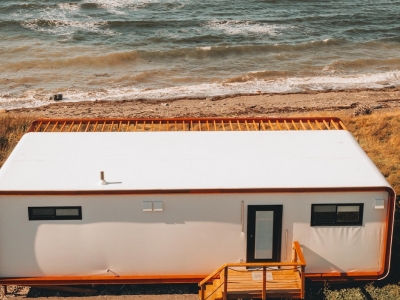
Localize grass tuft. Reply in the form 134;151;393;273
342;111;400;193
0;114;35;167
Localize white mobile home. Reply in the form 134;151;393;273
0;118;395;299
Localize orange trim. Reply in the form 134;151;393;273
306;272;382;281
0;271;390;286
293;241;306;265
0;275;208;286
380;188;396;279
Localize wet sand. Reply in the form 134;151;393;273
6;88;400;118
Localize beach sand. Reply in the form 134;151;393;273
6;88;400;118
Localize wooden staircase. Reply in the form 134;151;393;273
199;242;306;300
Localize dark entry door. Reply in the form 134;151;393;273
247;205;283;262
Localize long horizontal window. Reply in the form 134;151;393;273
311;204;363;226
28;206;82;221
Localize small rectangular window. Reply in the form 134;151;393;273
28;206;82;221
311;204;363;226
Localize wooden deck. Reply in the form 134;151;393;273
202;268;302;300
199;242;306;300
28;117;347;133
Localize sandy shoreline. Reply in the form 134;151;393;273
6;88;400;118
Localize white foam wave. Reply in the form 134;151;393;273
205;20;290;36
1;71;399;111
22;19;115;36
17;5;117;36
82;0;185;14
58;3;80;12
84;0;161;7
0;90;51;110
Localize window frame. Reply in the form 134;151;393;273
311;203;364;226
28;206;82;221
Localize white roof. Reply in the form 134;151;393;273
0;131;391;191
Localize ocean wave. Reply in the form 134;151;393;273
83;0;160;8
6;40;397;71
142;39;350;58
1;71;399;110
82;0;135;15
0;3;43;13
325;58;400;72
224;71;295;83
57;3;81;12
22;19;112;35
197;46;211;51
2;50;141;69
204;20;291;37
144;40;349;58
105;19;196;29
12;4;118;36
81;0;186;14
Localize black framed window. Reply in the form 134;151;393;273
311;204;363;226
28;206;82;221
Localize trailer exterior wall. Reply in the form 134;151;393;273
0;190;389;278
0;128;395;284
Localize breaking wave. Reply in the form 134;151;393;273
1;71;399;110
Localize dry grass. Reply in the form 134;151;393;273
322;283;400;300
342;111;400;194
0;114;35;167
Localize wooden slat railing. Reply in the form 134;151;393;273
199;241;306;300
28;117;347;132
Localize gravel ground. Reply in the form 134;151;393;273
1;284;198;300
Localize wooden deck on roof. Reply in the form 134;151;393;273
28;117;347;132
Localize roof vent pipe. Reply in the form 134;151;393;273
100;171;107;185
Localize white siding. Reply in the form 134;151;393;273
0;191;388;277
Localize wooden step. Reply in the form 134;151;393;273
200;269;303;299
198;243;306;299
198;283;222;300
212;279;223;299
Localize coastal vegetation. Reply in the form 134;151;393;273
0;114;33;168
343;112;400;194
